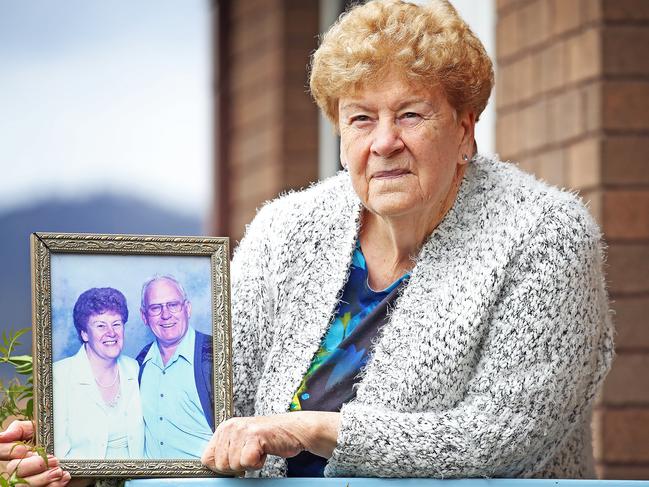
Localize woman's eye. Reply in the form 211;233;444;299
350;115;371;124
398;112;423;126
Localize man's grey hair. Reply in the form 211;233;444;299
140;275;189;310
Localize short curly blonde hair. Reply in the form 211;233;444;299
310;0;494;125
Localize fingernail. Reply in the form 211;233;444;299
62;470;71;481
48;467;62;480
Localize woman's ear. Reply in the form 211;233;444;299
80;330;88;343
458;110;477;165
339;144;348;169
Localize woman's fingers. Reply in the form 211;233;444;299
5;455;69;487
0;420;34;460
212;423;233;473
226;427;265;472
201;416;306;474
227;429;246;473
202;420;234;474
0;420;34;442
203;419;251;474
0;421;72;486
240;437;265;471
42;471;72;487
5;453;57;478
13;466;70;487
0;440;29;460
199;432;217;469
49;471;72;487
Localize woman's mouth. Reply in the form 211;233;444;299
103;339;118;345
373;169;410;179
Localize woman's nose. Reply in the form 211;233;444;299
370;119;405;158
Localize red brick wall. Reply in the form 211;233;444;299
496;0;649;479
212;0;320;242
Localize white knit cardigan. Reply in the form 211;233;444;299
230;155;614;479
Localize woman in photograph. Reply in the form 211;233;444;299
53;287;144;460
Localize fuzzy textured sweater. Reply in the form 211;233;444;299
230;155;614;479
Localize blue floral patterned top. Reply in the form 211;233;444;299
287;242;409;476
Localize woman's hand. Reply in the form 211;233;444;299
201;411;341;475
0;420;71;486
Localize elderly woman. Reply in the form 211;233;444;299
201;0;613;479
1;0;612;484
54;287;144;460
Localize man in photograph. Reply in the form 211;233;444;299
136;275;214;459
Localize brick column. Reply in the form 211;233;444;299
496;0;649;479
212;0;319;242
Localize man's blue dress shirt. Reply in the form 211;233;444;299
140;326;213;458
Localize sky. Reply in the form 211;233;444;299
0;0;212;218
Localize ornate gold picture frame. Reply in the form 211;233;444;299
30;232;232;478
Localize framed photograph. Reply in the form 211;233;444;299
30;232;232;478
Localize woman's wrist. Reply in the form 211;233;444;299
291;411;341;459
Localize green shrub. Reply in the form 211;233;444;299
0;327;47;487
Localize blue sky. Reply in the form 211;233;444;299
0;0;212;218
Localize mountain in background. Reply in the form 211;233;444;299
0;195;203;382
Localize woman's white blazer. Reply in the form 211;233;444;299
53;345;145;458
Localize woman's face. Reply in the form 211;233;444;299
81;311;124;362
338;72;474;221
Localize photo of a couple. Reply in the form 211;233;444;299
50;254;215;461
